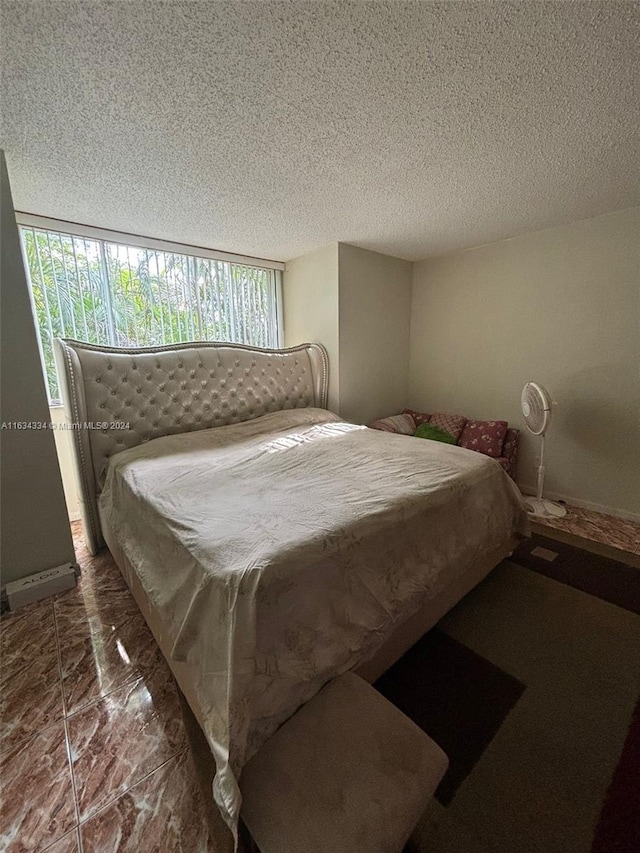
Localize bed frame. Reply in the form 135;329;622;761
53;338;329;555
54;337;515;851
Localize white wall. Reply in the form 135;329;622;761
284;242;412;424
409;207;640;518
0;151;76;586
338;244;412;424
283;243;340;412
50;406;81;520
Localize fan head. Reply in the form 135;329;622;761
521;381;553;435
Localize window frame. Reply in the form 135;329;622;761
16;213;285;405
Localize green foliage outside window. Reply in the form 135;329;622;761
21;228;277;402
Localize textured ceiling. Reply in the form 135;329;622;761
2;1;639;262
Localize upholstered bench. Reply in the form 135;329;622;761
240;672;448;853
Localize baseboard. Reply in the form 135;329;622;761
517;484;640;524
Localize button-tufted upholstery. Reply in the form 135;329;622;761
53;338;328;555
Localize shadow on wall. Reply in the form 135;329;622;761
557;364;636;461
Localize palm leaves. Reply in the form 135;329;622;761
20;227;278;402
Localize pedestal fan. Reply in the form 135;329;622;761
521;381;567;518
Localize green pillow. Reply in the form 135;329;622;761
414;423;458;444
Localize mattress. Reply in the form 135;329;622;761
99;407;528;838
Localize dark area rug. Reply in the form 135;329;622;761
590;693;640;853
375;628;525;806
512;533;640;615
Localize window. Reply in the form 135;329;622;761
18;215;283;403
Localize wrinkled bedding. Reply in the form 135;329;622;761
99;407;528;840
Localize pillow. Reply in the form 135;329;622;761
428;413;467;442
368;413;416;435
459;420;508;458
403;408;432;426
414;423;458;444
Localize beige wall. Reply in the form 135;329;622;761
409;207;640;518
338;244;412;424
284;242;412;424
0;151;76;586
283;243;340;412
50;406;81;521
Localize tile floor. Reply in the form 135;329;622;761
0;523;214;853
533;503;640;556
2;505;637;852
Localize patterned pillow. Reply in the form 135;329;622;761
403;408;432;426
459;420;508;458
368;413;416;434
429;413;467;442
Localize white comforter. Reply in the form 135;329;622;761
99;408;528;839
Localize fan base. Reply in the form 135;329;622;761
524;497;568;519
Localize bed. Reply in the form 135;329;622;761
54;337;528;849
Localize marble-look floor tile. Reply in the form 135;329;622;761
68;666;187;821
69;523;106;573
0;723;76;852
55;579;139;644
80;750;215;853
55;590;140;649
79;554;130;594
42;829;80;852
58;608;167;715
55;559;130;620
0;643;64;750
536;505;640;555
1;599;55;668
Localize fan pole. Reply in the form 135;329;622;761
536;433;546;500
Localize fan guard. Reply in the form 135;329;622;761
521;381;552;436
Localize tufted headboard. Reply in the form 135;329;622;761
53;338;329;555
